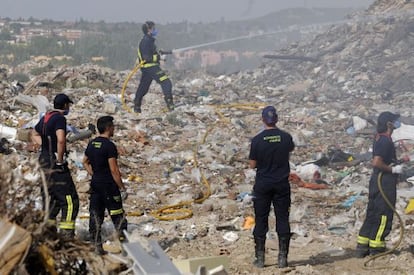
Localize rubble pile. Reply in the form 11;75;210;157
0;155;43;229
263;1;414;117
0;155;124;274
1;0;414;273
367;0;414;13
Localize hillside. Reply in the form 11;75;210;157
2;0;414;274
0;7;359;71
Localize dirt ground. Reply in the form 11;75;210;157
116;182;414;275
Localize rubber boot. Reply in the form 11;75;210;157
164;96;174;111
133;98;142;113
60;229;75;241
89;232;107;255
369;246;386;256
278;234;290;268
355;243;369;258
118;229;127;243
95;243;107;255
46;219;57;233
253;238;265;268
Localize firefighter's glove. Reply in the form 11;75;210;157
120;189;128;201
160;54;167;61
391;165;403;174
159;49;172;55
54;162;69;173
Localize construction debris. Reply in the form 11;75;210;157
2;0;414;274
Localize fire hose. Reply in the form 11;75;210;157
363;171;406;273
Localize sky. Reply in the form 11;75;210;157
1;0;375;24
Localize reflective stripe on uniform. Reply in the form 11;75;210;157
138;48;158;68
159;75;169;82
370;215;387;248
110;208;124;215
357;235;369;245
370;239;385;248
137;48;143;62
142;63;157;68
59;221;75;230
65;195;73;222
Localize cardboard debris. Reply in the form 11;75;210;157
2;0;414;273
0;219;32;275
173;255;229;275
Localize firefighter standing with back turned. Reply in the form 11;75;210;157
249;106;295;268
356;111;405;257
133;20;174;113
82;116;128;255
32;93;79;239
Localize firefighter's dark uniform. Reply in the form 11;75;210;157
85;136;127;246
357;133;398;254
34;111;79;235
134;33;173;112
249;127;295;267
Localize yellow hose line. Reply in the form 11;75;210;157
120;63;141;114
150;103;266;221
119;64;269;221
363;172;406;274
150;142;211;220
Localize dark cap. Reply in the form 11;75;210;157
377;111;400;127
53;93;73;109
262;106;278;124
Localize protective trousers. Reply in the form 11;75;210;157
134;65;173;110
49;171;79;232
39;154;79;233
357;172;397;250
89;183;128;246
253;181;291;239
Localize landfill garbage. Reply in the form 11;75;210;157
294;163;321;181
242;216;255;230
2;1;414;273
289;173;330;190
0;124;17;140
0;138;12;154
405;198;414;214
352;116;368;131
222;232;239;243
0;219;32;275
341;194;362;209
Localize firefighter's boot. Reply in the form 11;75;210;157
90;232;107;255
278;234;290;268
133;98;142;113
60;229;75;240
355;243;370;258
164;96;174;111
253;238;265;268
95;243;107;255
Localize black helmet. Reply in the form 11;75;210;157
142;21;155;34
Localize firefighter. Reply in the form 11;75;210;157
133;20;174;113
32;93;79;239
356;111;405;257
82;116;128;255
249;106;295;268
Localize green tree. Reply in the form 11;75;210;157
0;29;12;40
9;23;21;35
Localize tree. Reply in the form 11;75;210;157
9;23;21;35
0;29;12;40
